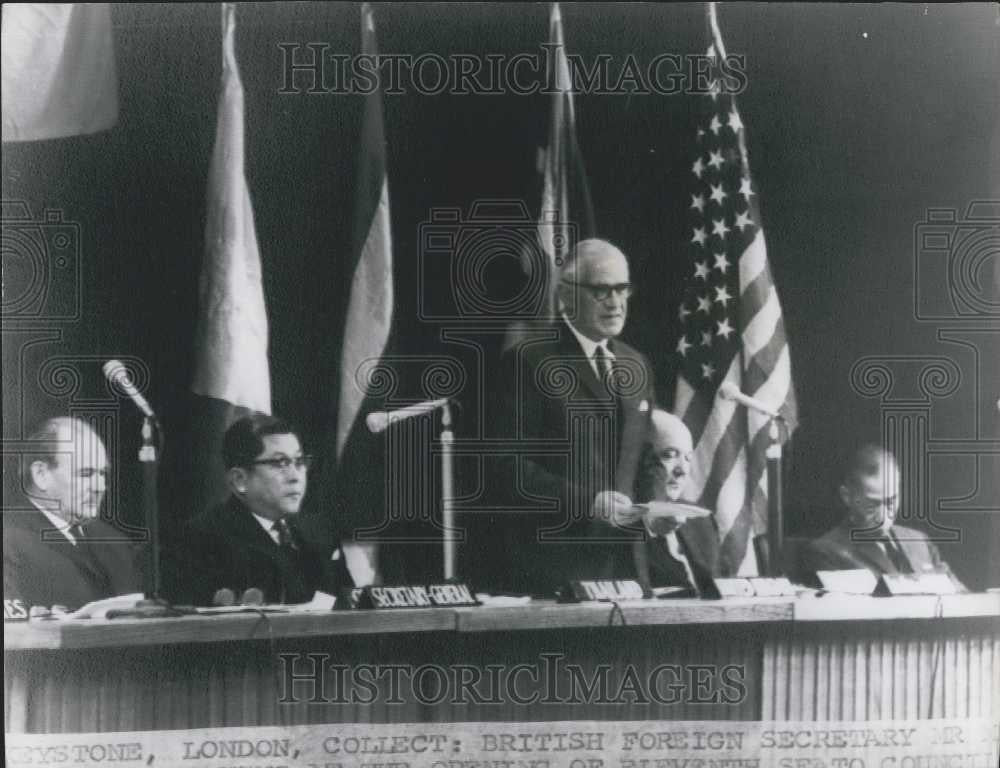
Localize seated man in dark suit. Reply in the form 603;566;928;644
3;417;143;610
186;415;353;605
802;444;965;589
609;410;719;595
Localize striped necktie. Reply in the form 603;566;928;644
272;518;299;551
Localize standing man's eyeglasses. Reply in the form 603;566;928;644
561;280;634;302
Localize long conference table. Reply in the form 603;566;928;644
5;593;1000;733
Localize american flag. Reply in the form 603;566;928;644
673;2;798;576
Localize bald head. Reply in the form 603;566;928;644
25;417;109;525
839;444;900;535
558;238;631;342
646;409;693;501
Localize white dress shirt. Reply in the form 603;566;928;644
32;501;78;545
251;512;282;546
562;313;614;380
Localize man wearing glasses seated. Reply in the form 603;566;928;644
486;238;655;595
185;415;353;605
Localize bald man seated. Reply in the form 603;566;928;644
802;444;966;590
3;417;143;610
609;410;720;595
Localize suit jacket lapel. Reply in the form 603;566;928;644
225;500;281;559
556;323;608;402
894;534;924;572
843;528;898;575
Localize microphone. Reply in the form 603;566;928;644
366;398;450;433
718;381;782;419
240;587;264;606
103;359;156;419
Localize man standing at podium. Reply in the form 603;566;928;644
185;415;353;605
3;416;143;611
488;239;655;595
803;444;964;588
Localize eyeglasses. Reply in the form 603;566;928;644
249;455;314;472
561;280;634;302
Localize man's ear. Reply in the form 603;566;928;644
556;281;573;316
228;467;249;495
837;483;851;509
28;459;51;492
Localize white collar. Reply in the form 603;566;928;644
30;500;78;545
251;512;283;544
562;313;614;360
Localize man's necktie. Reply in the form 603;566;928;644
595;345;617;395
272;518;299;551
879;533;911;574
594;345;611;381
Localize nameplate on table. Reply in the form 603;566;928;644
353;583;479;609
746;577;797;597
816;568;878;594
707;578;755;598
875;571;959;596
564;579;645;602
3;598;29;621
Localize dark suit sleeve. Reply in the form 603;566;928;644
924;537;969;592
323;546;355;592
3;533;30;604
178;517;231;605
800;537;854;574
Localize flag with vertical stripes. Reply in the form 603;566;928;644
190;3;271;515
336;2;393;460
672;2;798;576
1;3;119;142
505;2;595;350
537;1;595;315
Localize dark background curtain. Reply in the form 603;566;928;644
3;3;997;588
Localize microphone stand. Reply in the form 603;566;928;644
765;417;784;577
114;416;177;617
140;416;162;600
441;402;456;580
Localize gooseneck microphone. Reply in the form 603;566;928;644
102;359;156;419
366;398;450;433
718;381;782;420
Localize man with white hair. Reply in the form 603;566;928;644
487;238;655;595
611;409;720;594
3;416;142;610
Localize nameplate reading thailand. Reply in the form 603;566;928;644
566;580;645;602
356;583;479;610
6;719;996;768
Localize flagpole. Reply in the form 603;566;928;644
139;417;162;598
765;419;784;577
441;403;456;580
